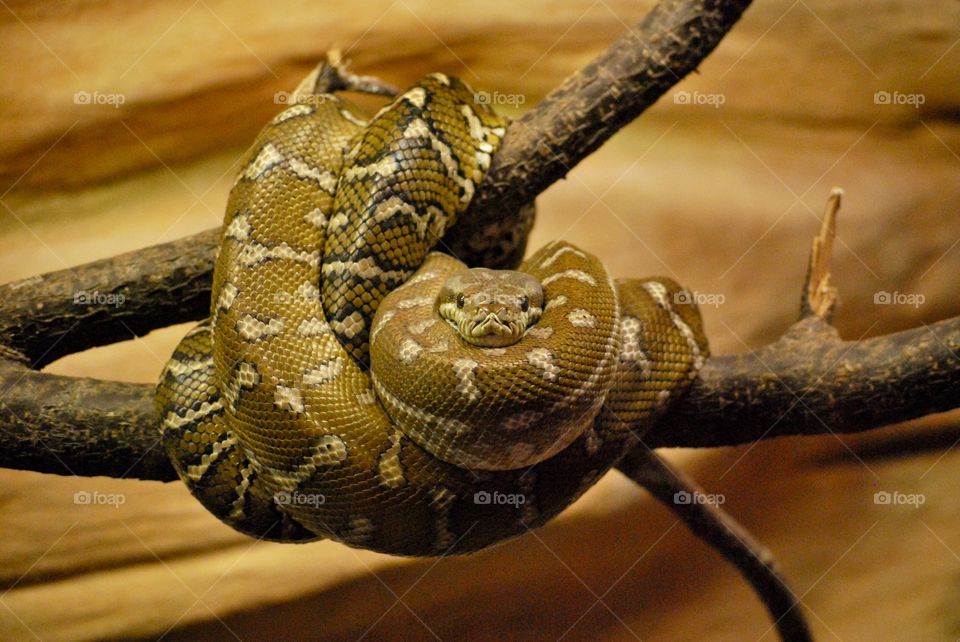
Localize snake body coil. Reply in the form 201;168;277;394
157;64;709;555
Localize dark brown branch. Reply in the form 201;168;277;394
644;315;960;448
617;448;812;642
444;0;753;267
0;358;174;480
0;229;219;368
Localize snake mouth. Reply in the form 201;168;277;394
460;314;523;347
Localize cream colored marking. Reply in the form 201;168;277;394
227;459;256;521
241;143;284;181
544;294;568;311
402;270;440;288
642;281;705;371
396;295;434;310
343;155;398;180
485;347;506;356
526;326;554;340
224;362;259;411
371;195;416;224
322;257;407;283
162;398;224;432
272;434;348;490
657;388;671;406
217;282;239;312
426;338;449;353
370;310;395;345
460;104;484;141
163;356;213;378
339;108;367;127
409;319;436;335
238;241;319;269
619;316;650;372
343;516;375;546
271;103;313;124
288;156;338;193
429;72;451;86
185;433;237;482
475;149;491;172
294;282;320;303
491;126;506;137
331;311;366;340
225;213;251;241
398;337;423;365
542;269;596;287
304;208;327;229
357;389;377;406
329;212;350;228
237;314;284;341
297;316;330;337
303;356;344;386
403;117;431;139
274;385;304;414
526;348;557;381
540;245;587;268
567;308;596;328
452;358;481;401
378;430;406;489
403;87;427;108
237;362;259;388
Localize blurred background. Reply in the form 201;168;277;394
1;0;958;639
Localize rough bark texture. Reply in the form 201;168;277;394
0;229;219;369
644;316;960;448
443;0;754;266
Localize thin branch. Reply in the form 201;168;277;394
617;448;812;642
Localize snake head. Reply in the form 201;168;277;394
437;268;544;347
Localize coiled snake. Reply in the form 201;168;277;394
156;59;709;556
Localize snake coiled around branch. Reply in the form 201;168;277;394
156;59;708;556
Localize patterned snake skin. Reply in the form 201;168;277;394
156;61;709;555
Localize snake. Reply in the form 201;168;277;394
156;58;709;556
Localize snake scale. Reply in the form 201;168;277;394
156;59;709;556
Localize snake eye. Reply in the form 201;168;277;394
520;296;529;312
456;293;465;309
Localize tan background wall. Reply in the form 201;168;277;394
1;1;958;640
